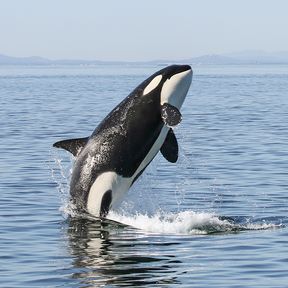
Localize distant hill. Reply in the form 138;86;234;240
1;51;288;65
0;54;108;65
224;50;288;64
184;54;237;65
184;51;288;65
0;54;52;65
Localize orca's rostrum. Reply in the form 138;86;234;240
53;65;192;218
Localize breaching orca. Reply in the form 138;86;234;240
53;65;192;218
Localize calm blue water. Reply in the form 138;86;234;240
1;64;288;287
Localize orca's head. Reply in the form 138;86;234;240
142;65;193;110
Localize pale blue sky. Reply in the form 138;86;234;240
1;0;287;61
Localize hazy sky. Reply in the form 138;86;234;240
1;0;287;61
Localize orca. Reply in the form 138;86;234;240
53;65;192;218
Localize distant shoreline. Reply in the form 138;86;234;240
1;51;288;66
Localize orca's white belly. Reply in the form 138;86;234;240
87;126;169;217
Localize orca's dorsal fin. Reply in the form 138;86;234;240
161;103;182;127
53;137;89;156
160;128;178;163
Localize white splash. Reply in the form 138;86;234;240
109;210;227;235
107;210;282;235
59;201;78;218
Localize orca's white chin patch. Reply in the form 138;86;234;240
160;69;192;109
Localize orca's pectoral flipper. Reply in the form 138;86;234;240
53;137;89;156
161;103;182;127
160;128;178;163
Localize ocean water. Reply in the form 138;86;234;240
0;63;288;287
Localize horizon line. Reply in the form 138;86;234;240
1;49;288;63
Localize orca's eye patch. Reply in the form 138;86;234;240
143;75;162;95
100;190;112;218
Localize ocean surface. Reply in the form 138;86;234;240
1;63;288;287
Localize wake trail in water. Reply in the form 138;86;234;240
50;151;284;235
107;210;282;235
